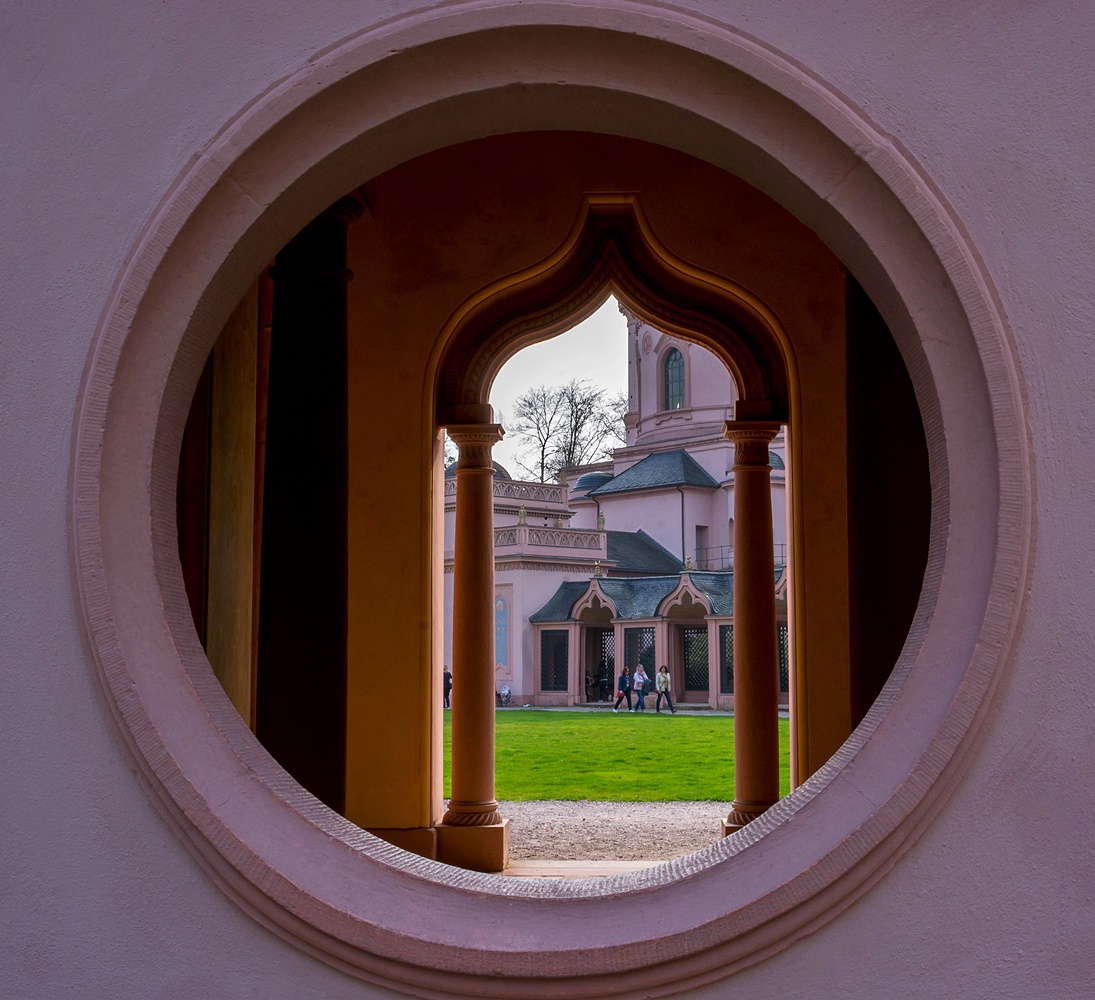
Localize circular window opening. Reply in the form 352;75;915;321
176;137;930;872
73;8;1028;998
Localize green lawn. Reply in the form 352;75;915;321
443;709;791;801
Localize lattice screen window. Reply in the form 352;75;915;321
683;627;709;691
539;630;569;691
719;624;734;694
623;626;655;674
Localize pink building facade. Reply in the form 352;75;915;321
443;310;789;707
4;3;1092;997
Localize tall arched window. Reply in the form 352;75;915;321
664;347;685;410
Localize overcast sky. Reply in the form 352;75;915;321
488;296;629;476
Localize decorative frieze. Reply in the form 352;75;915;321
493;525;605;551
528;528;602;549
494;480;566;503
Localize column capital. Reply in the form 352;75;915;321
448;423;504;471
324;194;366;226
723;420;781;467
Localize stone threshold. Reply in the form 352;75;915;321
501;859;662;878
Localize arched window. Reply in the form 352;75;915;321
664;347;685;409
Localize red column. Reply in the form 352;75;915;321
723;421;782;834
443;423;505;828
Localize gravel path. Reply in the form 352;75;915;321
500;800;734;862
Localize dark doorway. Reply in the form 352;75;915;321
584;627;615;702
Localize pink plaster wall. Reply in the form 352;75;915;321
631;334;737;447
3;2;1092;997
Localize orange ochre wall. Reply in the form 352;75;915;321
344;132;851;831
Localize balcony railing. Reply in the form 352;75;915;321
494;524;607;558
695;543;788;571
495;481;567;504
444;478;567;505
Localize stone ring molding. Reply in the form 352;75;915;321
71;2;1030;997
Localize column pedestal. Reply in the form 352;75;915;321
436;820;511;873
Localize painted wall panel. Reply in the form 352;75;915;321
2;3;1090;997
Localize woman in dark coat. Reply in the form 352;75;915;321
612;666;632;713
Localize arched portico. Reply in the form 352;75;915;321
657;578;713;707
436;192;794;867
436;194;790;425
165;128;919;876
573;588;618;703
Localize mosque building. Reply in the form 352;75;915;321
443;306;790;708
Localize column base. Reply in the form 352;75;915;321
721;801;775;837
437;819;510;872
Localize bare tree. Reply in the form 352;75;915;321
442;431;458;468
601;391;629;450
509;379;626;481
510;385;568;482
554;380;613;471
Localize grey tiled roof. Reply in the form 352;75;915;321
529;571;738;622
597;577;682;618
684;572;735;615
606;530;683;574
589;450;720;495
528;581;591;623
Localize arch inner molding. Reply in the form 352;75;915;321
436;194;790;423
572;583;619;620
659;579;712;617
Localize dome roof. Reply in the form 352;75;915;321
725;450;786;477
444;460;513;479
573;470;614;493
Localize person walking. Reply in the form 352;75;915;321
443;665;452;709
655;664;677;714
612;666;632;713
596;658;611;702
633;665;650;712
